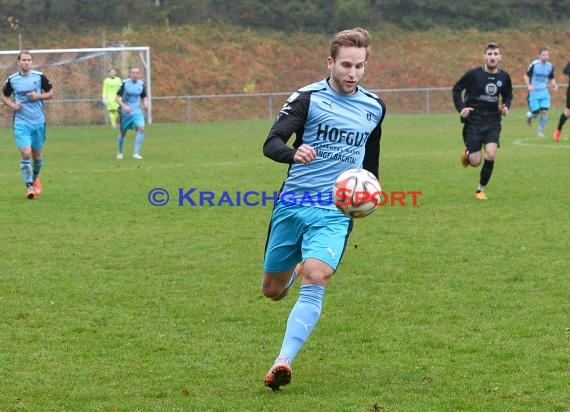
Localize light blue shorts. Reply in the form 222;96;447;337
263;203;352;273
120;111;145;132
528;90;551;112
14;123;46;150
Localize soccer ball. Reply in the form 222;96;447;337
333;168;382;218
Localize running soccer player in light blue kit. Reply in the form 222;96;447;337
524;47;558;137
2;50;54;199
116;67;148;159
261;28;386;391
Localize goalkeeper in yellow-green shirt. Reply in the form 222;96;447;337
102;68;122;128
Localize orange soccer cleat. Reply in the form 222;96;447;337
475;191;488;200
26;186;35;199
33;178;43;197
460;148;470;168
265;362;292;391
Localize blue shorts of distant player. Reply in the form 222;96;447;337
14;123;46;150
120;111;145;131
528;89;551;112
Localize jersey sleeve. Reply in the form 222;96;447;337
452;70;472;112
2;78;13;97
501;73;513;108
116;82;125;97
102;79;108;99
40;74;53;92
362;98;386;179
526;62;534;77
262;91;310;164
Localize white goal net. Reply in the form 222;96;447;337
0;46;151;127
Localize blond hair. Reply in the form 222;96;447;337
330;28;371;61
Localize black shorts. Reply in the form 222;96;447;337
565;86;570;109
462;122;501;153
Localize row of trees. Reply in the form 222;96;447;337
2;0;569;34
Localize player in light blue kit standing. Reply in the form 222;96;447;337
2;50;54;199
116;67;148;159
524;47;558;137
261;28;386;391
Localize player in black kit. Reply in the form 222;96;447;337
554;60;570;142
452;42;513;200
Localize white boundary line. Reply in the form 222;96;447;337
513;138;570;149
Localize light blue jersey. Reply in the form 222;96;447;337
265;79;385;210
526;59;554;93
117;78;147;114
2;70;53;124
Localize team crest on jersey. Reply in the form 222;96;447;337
485;83;498;95
497;80;503;87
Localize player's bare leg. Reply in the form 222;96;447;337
262;263;303;301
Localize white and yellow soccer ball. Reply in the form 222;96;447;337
333;168;382;218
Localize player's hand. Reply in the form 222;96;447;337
102;99;107;105
27;91;39;101
500;105;509;116
460;107;474;118
294;144;317;164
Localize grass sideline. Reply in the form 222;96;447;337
1;110;569;411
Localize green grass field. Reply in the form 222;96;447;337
1;110;569;411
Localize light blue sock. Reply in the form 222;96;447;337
134;132;144;154
20;159;33;186
117;134;125;153
278;284;325;363
32;158;44;181
539;114;547;130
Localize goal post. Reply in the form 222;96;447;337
0;46;152;126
